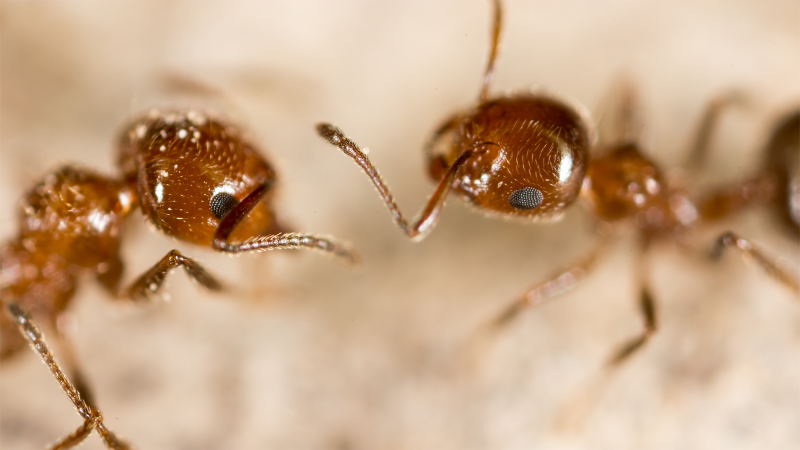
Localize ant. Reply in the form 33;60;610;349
316;0;798;371
1;109;356;449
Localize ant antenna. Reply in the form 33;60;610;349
479;0;504;102
212;181;359;265
316;123;476;241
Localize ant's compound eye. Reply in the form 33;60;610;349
508;187;543;210
210;193;239;219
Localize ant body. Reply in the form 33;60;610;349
700;109;799;239
1;109;356;449
316;0;798;369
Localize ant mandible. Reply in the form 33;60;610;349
1;109;356;449
316;0;798;366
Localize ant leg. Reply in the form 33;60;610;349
316;123;475;241
554;285;658;432
595;77;644;148
478;0;503;102
606;286;657;366
606;236;658;366
488;236;611;330
554;239;656;431
685;92;748;172
96;255;124;299
711;231;799;295
125;249;223;302
4;303;130;450
454;237;610;371
210;177;359;263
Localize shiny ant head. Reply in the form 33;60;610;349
118;110;284;247
428;95;591;220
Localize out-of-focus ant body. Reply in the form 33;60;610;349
700;109;799;238
1;109;356;449
316;0;798;371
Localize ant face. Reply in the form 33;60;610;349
430;96;591;220
118;110;284;247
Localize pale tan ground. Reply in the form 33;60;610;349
1;1;799;449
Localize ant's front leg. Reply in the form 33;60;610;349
458;236;612;365
488;235;612;331
125;250;223;302
4;303;130;450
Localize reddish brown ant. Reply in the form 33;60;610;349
1;109;356;449
316;0;798;370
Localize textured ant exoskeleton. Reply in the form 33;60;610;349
315;0;798;370
1;109;356;449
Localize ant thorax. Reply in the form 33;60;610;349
16;167;132;268
580;142;699;232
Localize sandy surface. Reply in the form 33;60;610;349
1;1;798;449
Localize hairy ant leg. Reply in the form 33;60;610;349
452;237;612;370
126;250;223;303
489;236;612;330
5;303;130;450
555;238;658;431
316;124;476;241
711;231;799;295
607;287;658;366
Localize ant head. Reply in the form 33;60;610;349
118;110;284;247
432;95;592;220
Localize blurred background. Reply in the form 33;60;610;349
1;1;798;449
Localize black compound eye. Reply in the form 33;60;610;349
509;187;543;210
210;193;239;219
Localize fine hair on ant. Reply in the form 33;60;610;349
1;109;357;449
315;0;798;383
